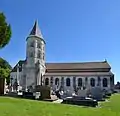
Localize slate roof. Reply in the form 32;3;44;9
29;20;43;39
45;61;111;70
11;60;111;73
11;60;25;72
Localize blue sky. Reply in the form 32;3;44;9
0;0;120;83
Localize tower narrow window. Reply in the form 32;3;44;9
37;43;41;48
43;46;45;51
30;42;34;47
37;50;41;58
43;53;45;60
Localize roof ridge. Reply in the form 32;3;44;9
46;61;106;64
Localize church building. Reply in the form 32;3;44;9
10;21;114;93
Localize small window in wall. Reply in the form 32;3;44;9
55;78;59;85
78;78;82;87
90;78;95;87
45;78;49;85
66;78;71;86
103;78;108;87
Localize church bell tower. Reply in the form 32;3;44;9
26;20;46;86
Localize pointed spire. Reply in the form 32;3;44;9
29;20;43;38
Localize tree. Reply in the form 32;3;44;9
0;57;12;84
0;12;12;49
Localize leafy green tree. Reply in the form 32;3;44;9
0;57;12;84
0;12;12;49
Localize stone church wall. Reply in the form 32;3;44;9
44;75;111;92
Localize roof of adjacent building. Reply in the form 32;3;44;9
29;20;43;39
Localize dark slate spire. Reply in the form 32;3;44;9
29;20;43;38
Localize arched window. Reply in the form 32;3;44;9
78;78;82;87
66;78;71;86
45;78;49;85
103;78;108;87
90;78;95;87
55;78;59;85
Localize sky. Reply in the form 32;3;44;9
0;0;120;83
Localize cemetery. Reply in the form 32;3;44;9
0;93;120;116
0;76;114;108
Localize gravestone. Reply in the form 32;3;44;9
90;87;103;100
35;92;41;99
60;90;73;99
66;90;73;97
77;89;87;97
34;85;51;99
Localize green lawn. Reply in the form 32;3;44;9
0;94;120;116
